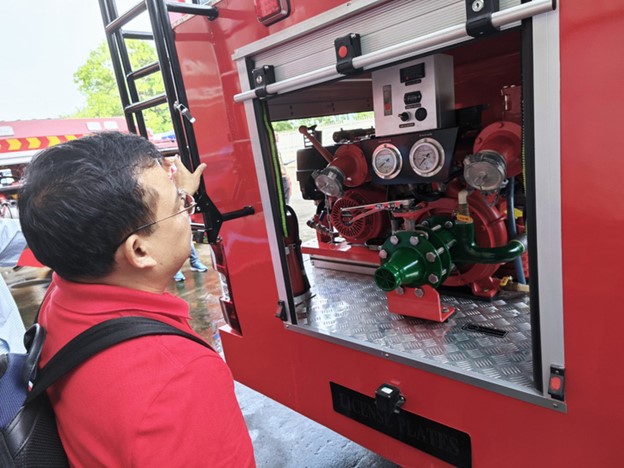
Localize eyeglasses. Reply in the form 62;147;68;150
116;189;197;248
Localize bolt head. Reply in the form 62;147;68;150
396;287;404;295
414;288;424;298
426;252;437;263
472;0;484;12
379;249;388;259
390;235;399;245
428;274;439;284
444;221;453;229
409;236;420;246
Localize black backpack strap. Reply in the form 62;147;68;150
26;317;213;403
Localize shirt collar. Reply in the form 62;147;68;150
50;273;190;319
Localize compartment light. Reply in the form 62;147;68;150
254;0;290;26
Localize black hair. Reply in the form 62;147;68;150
18;132;162;281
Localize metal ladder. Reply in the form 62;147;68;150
98;0;254;243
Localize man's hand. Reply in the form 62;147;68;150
173;157;207;194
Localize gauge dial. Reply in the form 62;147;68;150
371;143;402;179
409;137;445;177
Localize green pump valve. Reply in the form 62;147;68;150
374;214;526;292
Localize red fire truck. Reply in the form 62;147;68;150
0;118;128;217
99;1;623;466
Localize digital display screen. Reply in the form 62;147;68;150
400;63;425;84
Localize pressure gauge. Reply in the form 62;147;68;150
463;151;507;192
371;143;402;179
408;137;445;177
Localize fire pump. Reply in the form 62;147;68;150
99;0;624;466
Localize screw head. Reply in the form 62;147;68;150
426;252;437;263
396;287;405;295
428;274;439;284
409;236;420;246
379;249;388;259
414;288;424;298
472;0;484;12
444;221;453;229
255;75;264;84
390;235;399;245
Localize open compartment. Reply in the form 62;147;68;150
235;0;563;410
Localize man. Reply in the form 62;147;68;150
18;132;255;466
0;218;27;353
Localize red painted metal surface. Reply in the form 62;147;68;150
473;121;523;178
327;144;370;188
173;1;624;466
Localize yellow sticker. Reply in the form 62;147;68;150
500;276;512;287
456;214;473;223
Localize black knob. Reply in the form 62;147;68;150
398;112;410;122
415;107;428;121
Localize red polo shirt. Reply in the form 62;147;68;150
39;274;255;467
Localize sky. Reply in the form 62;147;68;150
0;0;147;122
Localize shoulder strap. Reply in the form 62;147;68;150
26;317;213;403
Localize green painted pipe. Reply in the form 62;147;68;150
374;248;425;291
452;221;527;264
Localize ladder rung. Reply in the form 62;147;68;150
125;94;167;114
127;61;160;81
105;1;147;34
122;30;154;40
159;147;180;157
165;2;218;19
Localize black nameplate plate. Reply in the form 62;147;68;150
330;382;471;467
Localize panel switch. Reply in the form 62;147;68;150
548;365;565;401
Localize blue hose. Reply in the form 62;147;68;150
506;178;526;284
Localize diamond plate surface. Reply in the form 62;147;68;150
295;261;534;389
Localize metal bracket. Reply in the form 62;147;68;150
252;65;276;99
174;101;196;123
334;33;363;75
466;0;500;38
275;300;288;321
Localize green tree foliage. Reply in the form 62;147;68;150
72;41;172;134
272;112;374;132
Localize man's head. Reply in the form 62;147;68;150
19;132;191;284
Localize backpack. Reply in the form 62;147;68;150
0;316;213;467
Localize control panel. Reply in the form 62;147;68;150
372;54;455;137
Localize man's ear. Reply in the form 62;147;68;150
119;234;158;269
